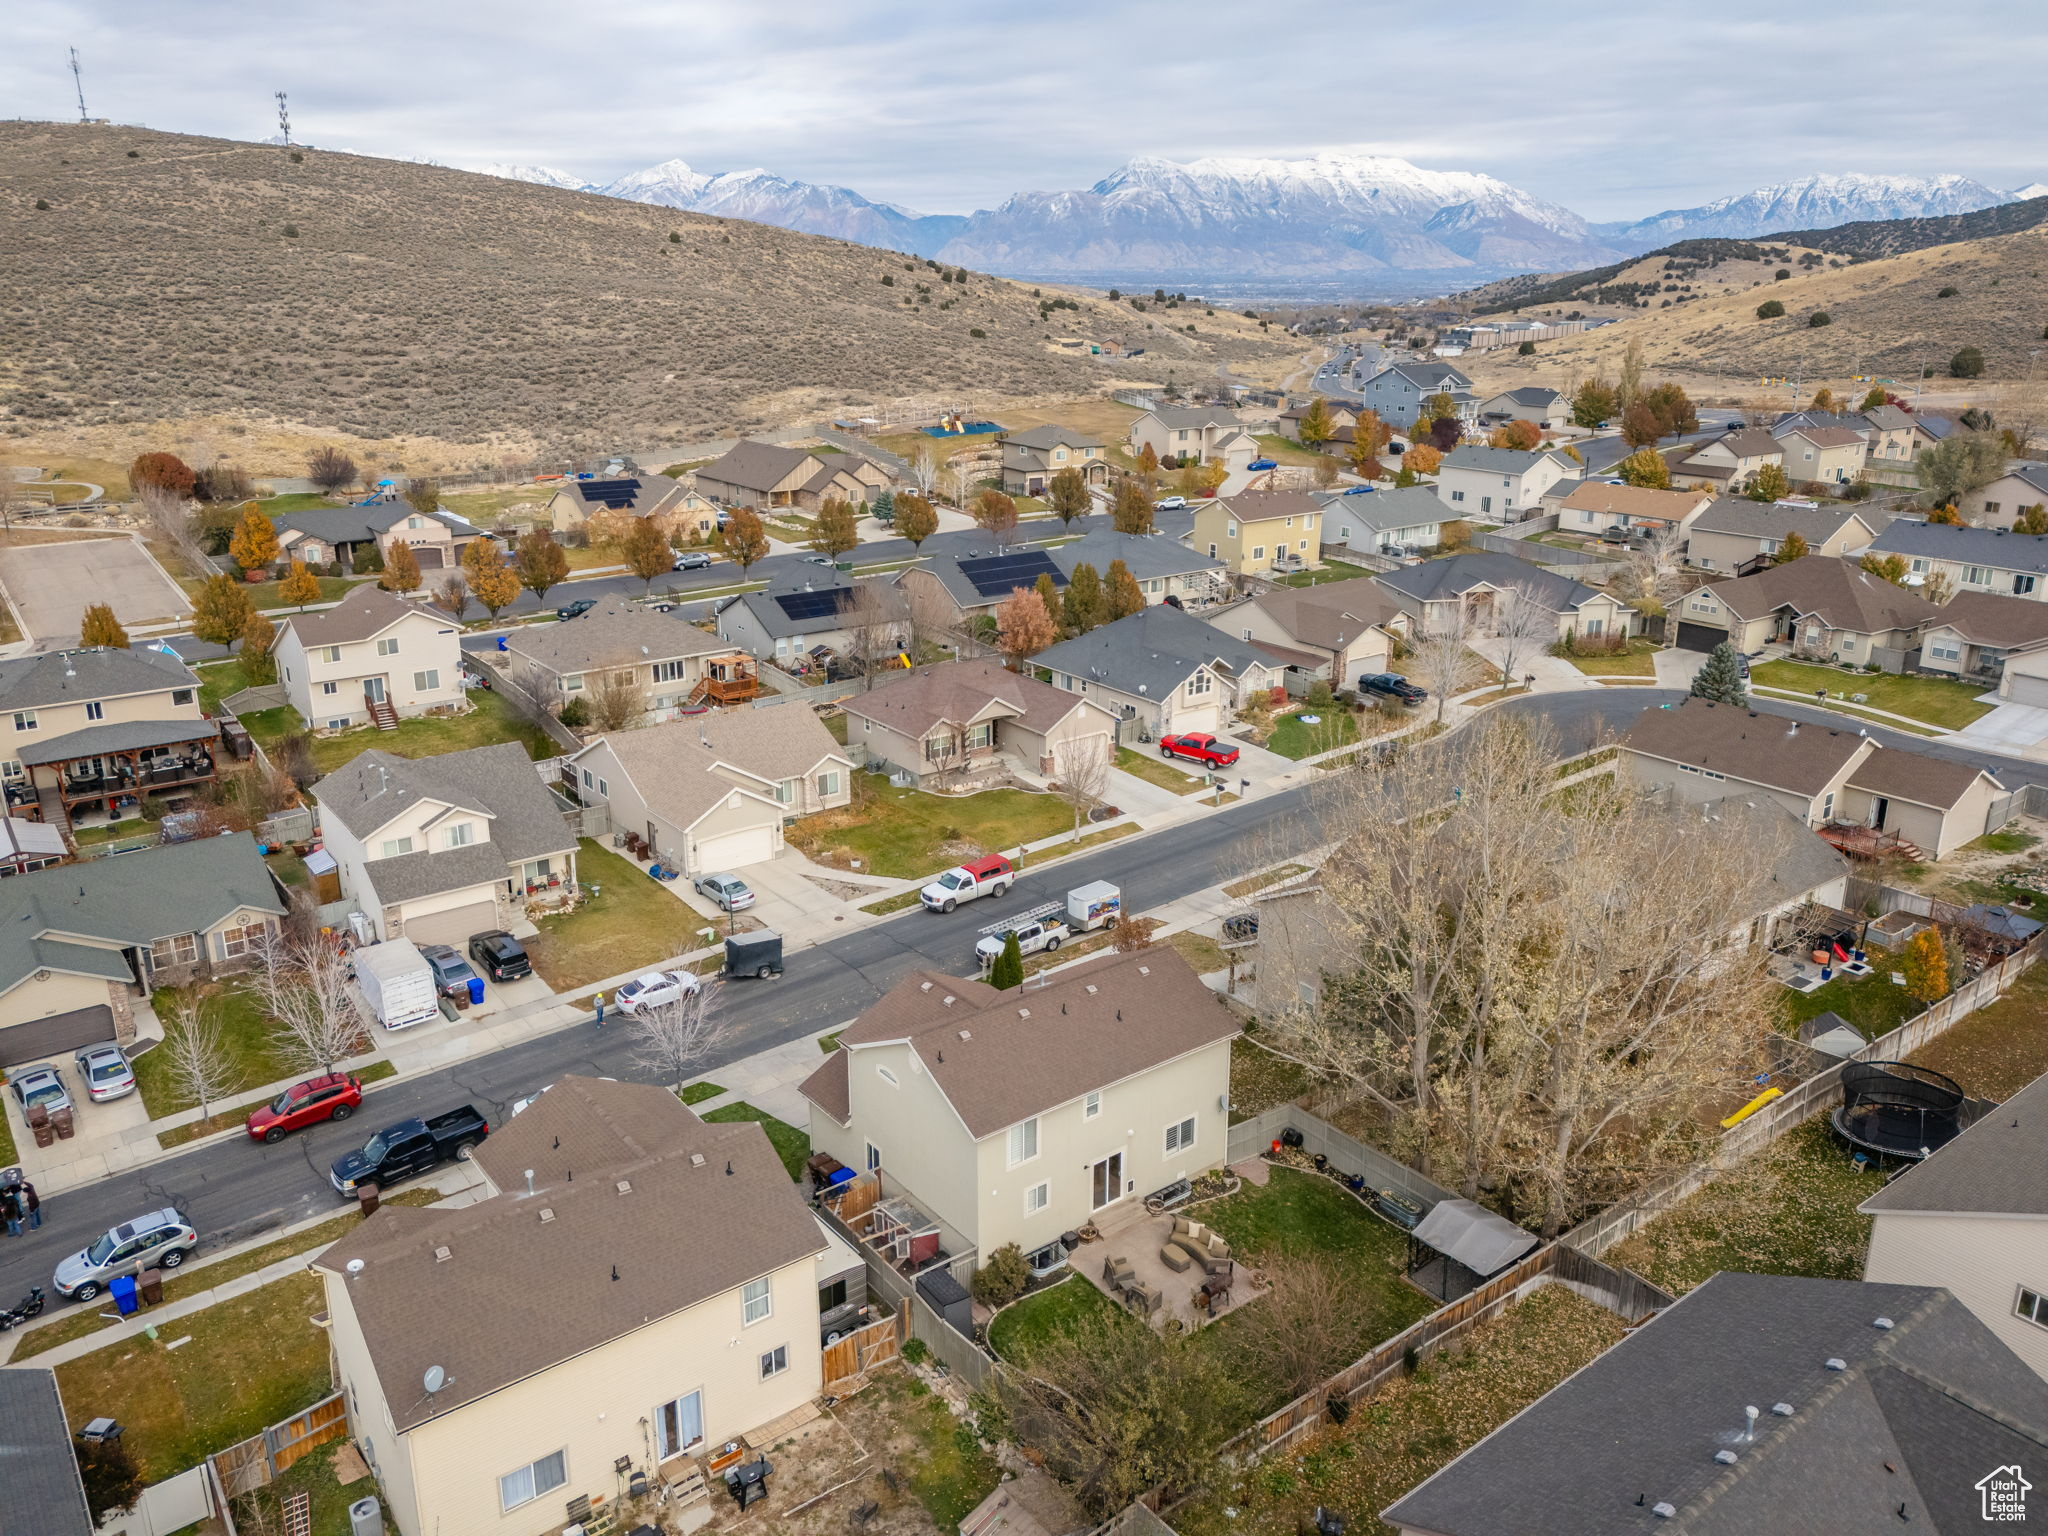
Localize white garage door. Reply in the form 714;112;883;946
1165;701;1222;736
2005;673;2048;709
693;825;777;874
401;900;500;950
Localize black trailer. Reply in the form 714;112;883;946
724;929;784;980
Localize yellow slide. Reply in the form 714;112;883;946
1720;1086;1782;1129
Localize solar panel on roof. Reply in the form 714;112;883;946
958;549;1065;599
579;477;642;508
773;589;849;622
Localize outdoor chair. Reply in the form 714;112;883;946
1102;1254;1135;1289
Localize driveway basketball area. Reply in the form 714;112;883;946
0;536;191;646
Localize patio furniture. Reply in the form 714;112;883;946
1164;1217;1233;1271
1159;1242;1194;1273
1102;1254;1135;1289
1203;1255;1235;1285
1123;1281;1162;1316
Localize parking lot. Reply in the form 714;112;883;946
0;536;190;645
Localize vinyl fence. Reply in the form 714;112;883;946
100;1464;218;1536
1226;1103;1457;1218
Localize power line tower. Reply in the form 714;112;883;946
69;48;88;123
275;91;291;147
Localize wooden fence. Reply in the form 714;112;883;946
822;1308;905;1391
209;1392;350;1499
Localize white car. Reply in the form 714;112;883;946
615;969;703;1015
1156;495;1188;511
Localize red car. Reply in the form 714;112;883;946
1159;732;1240;768
246;1073;363;1144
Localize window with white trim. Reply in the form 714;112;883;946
10;712;33;732
774;779;795;805
321;646;342;663
173;688;194;706
498;1451;567;1512
2016;1287;2048;1329
1186;671;1211;698
218;921;267;959
1084;1090;1101;1119
742;1277;772;1325
1025;1181;1050;1215
151;932;199;967
1164;1115;1196;1153
321;681;339;696
376;637;400;656
865;1141;882;1170
651;659;686;683
380;837;415;857
413;669;439;692
1928;640;1961;661
1008;1117;1039;1167
759;1344;789;1379
1251;545;1265;560
818;769;841;798
445;822;474;849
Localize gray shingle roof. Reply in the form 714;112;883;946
1486;386;1566;409
1693;427;1784;460
1925;590;2048;649
552;472;687;515
274;499;480;547
840;657;1099;743
0;1369;94;1536
18;716;218;767
1242;577;1404;652
1373;551;1599;613
1872;520;2048;576
1687;499;1873;544
1144;405;1242;430
281;587;459;648
1034;604;1268;700
0;644;197;713
1049;531;1222;583
1005;424;1102;450
722;574;907;640
1381;1271;2048;1536
1316;485;1447;537
576;709;851;834
2004;462;2048;497
1862;1068;2048;1217
1370;361;1472;392
501;598;729;676
1439;444;1564;475
912;549;1068;610
1702;556;1942;633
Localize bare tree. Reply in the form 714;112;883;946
1052;735;1112;841
627;980;725;1093
843;582;902;689
1486;585;1558;689
1619;524;1686;610
139;481;211;573
1216;1254;1362;1401
911;444;939;498
905;574;960;660
250;931;369;1076
434;572;471;622
1411;611;1482;722
159;992;239;1123
588;659;644;732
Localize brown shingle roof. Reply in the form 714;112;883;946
1704;556;1942;634
807;948;1238;1138
282;588;454;647
1846;746;1998;811
1706;428;1784;459
699;440;832;494
1218;489;1322;524
838;658;1100;742
315;1077;824;1432
1557;483;1711;523
803;1049;850;1124
1787;425;1867;449
1245;576;1404;652
1621;697;1869;796
1926;591;2048;650
580;710;852;833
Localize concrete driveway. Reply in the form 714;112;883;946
0;536;190;646
1947;702;2048;759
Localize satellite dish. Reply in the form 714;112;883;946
345;1259;364;1276
423;1365;446;1394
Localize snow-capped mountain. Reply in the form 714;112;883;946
1598;173;2021;247
476;163;590;191
678;168;964;251
933;153;1621;277
2011;183;2048;202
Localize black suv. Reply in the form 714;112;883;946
468;930;532;982
555;597;597;621
1358;672;1428;706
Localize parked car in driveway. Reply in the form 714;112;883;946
246;1072;363;1143
1358;672;1427;705
555;597;597;621
468;930;532;983
7;1063;71;1121
1159;731;1240;768
1247;458;1278;471
616;969;702;1015
73;1042;136;1103
673;550;715;570
418;943;482;1001
693;872;755;912
55;1208;198;1302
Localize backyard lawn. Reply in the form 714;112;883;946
787;774;1073;878
246;689;557;775
1266;708;1360;759
257;493;345;515
522;840;714;991
1115;745;1204;794
247;573;361;612
1279;557;1375;588
1751;659;1993;730
701;1101;811;1179
988;1271;1130;1362
195;658;261;715
1778;943;1923;1043
1908;962;2048;1099
1554;637;1660;677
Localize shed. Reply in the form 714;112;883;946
1963;903;2045;945
1408;1197;1538;1303
915;1267;973;1337
1797;1009;1867;1059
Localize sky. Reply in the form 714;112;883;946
6;0;2046;219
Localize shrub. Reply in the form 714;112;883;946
350;543;383;574
970;327;986;338
34;199;48;211
1808;311;1832;327
668;232;681;244
558;697;590;728
1518;339;1536;355
972;1243;1032;1307
283;224;299;238
1937;285;1960;298
1950;347;1986;378
1756;299;1785;319
289;150;303;163
880;274;894;286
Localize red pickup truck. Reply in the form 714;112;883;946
1159;732;1240;768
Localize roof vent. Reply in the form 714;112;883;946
1872;1316;1894;1330
920;980;933;991
1714;1450;1738;1466
1137;965;1149;976
1085;984;1098;994
346;1258;364;1278
538;1208;555;1223
1652;1503;1677;1520
1824;1357;1847;1372
943;995;956;1007
616;1179;632;1195
434;1245;452;1263
1017;1008;1030;1019
1772;1402;1795;1416
1742;1405;1759;1441
958;1029;971;1041
690;1153;705;1168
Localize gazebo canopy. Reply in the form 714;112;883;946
1412;1197;1538;1278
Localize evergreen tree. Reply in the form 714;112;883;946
1063;562;1107;633
78;603;129;648
1689;642;1748;705
1105;559;1146;620
989;931;1025;990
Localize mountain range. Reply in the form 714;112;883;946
470;155;2047;285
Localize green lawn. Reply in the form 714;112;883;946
522;840;715;992
876;1371;1003;1529
988;1271;1130;1362
247;689;557;776
1553;637;1660;677
258;493;344;515
1751;659;1994;730
701;1101;811;1179
1266;708;1360;760
1251;433;1331;468
195;657;260;715
680;1081;726;1105
1279;557;1375;588
248;573;361;612
1115;745;1205;794
246;1440;397;1536
1964;828;2040;856
787;773;1073;878
1779;944;1924;1042
133;985;347;1121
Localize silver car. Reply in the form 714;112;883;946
7;1062;71;1120
73;1042;136;1103
693;872;755;912
54;1208;198;1302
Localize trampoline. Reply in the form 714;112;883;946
1832;1060;1973;1162
923;420;1003;437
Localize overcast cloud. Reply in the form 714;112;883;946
6;0;2044;218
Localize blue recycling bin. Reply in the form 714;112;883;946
467;977;485;1006
111;1275;139;1316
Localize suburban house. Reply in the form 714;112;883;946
1863;1066;2048;1385
1225;576;1406;687
1774;424;1869;485
838;658;1118;787
1620;697;2005;860
315;743;579;946
1278;398;1360;449
1127;406;1258;471
1380;1272;2048;1536
565;709;853;876
1474;386;1569;430
273;498;491;573
1917;590;2048;689
1555;481;1714;538
895;546;1069;628
1315;485;1444;554
1373;551;1637;642
1670;556;1941;666
693;442;893;511
0;833;283;1066
1868;521;2048;602
1035;604;1281;737
0;645;220;836
1682;500;1881;575
0;1369;95;1536
1433;445;1573;522
317;1075;829;1536
0;817;67;878
498;599;756;724
800;948;1239;1273
1190;489;1323;577
1671;427;1785;493
274;588;465;732
1358;361;1476;432
1048;531;1227;608
544;471;713;537
999;425;1110;496
714;573;910;668
1858;403;1923;481
1960;461;2048;528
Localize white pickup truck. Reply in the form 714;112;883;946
974;914;1069;968
973;882;1123;970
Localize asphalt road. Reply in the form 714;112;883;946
16;689;2032;1309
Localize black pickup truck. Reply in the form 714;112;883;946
330;1105;489;1196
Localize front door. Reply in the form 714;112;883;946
364;677;388;705
1091;1152;1123;1211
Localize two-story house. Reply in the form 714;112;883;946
1474;386;1570;431
998;425;1110;496
545;471;716;539
693;442;893;511
1671;427;1785;494
1868;521;2048;601
1357;361;1476;432
1315;484;1444;554
499;599;757;724
1190;489;1323;577
273;497;491;574
1434;445;1574;522
1670;556;1940;666
1048;531;1227;609
1224;575;1406;687
1682;499;1880;576
1035;604;1280;738
0;646;220;837
1127;406;1258;472
800;948;1238;1275
1960;461;2048;528
1774;424;1869;486
274;588;465;732
0;834;283;1065
838;658;1118;789
317;1075;829;1536
315;743;580;947
565;708;854;877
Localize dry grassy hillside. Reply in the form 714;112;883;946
1462;227;2048;389
1461;239;1833;318
0;123;1287;465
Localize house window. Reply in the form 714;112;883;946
1207;543;1218;558
965;721;994;750
1480;497;1492;514
1819;791;1835;820
10;712;33;732
1929;641;1962;661
651;659;686;683
1251;546;1266;560
865;1141;882;1171
1084;1091;1101;1119
774;779;795;805
380;836;415;857
1008;1117;1039;1166
1241;629;1253;641
2016;1288;2048;1329
376;637;400;656
1298;540;1309;552
413;669;439;693
817;769;841;798
1985;502;2002;516
150;933;199;967
562;675;585;692
877;1066;898;1087
498;1451;567;1512
445;823;473;849
1025;1181;1050;1215
1226;522;1238;538
0;760;17;781
1585;618;1605;637
760;1344;789;1379
218;921;267;959
1451;490;1465;502
1966;566;1990;586
2019;576;2039;595
406;516;422;529
1164;1115;1197;1154
85;701;103;721
598;779;608;797
742;1277;773;1325
581;768;593;788
1186;671;1211;698
172;688;194;707
322;646;342;663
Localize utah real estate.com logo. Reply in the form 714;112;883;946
1979;1465;2031;1522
